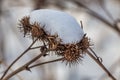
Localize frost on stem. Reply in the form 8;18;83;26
19;9;90;65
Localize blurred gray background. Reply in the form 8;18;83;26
0;0;120;80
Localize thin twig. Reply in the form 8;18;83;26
99;58;120;80
89;47;103;63
29;57;64;68
2;62;24;80
89;48;98;58
86;49;116;80
0;38;39;80
101;5;114;22
73;0;120;35
2;50;47;80
30;46;43;50
80;21;84;30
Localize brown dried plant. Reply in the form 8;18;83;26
19;16;90;65
0;16;116;80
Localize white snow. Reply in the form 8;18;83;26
29;9;84;44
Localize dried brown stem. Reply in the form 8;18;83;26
73;0;120;35
2;62;23;80
99;57;120;80
2;50;48;80
0;38;39;80
30;46;43;50
29;57;64;68
86;49;116;80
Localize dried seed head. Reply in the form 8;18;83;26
19;16;47;40
56;36;90;65
19;15;90;66
63;44;83;64
31;23;46;40
19;16;31;37
78;34;90;52
31;24;41;39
